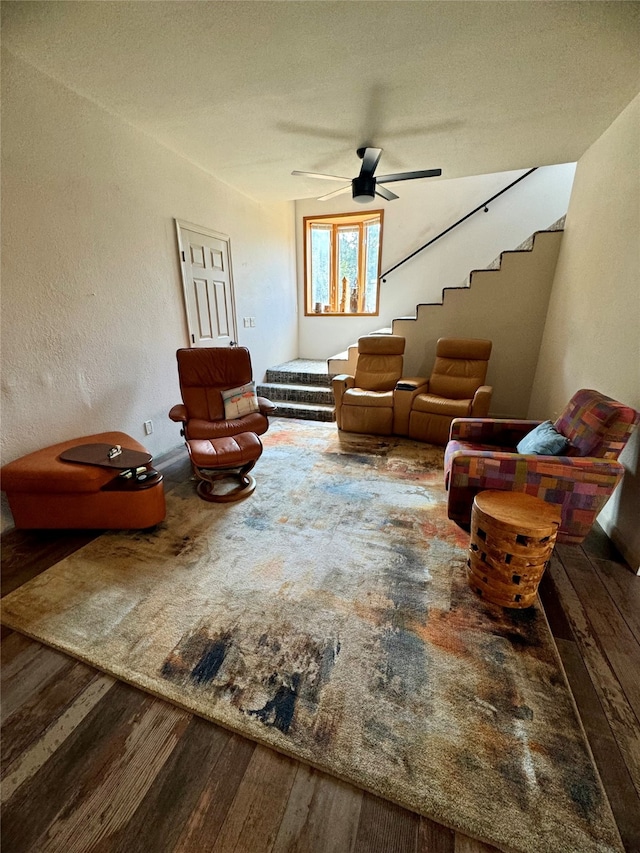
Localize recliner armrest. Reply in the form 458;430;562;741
332;374;354;386
169;404;188;423
332;375;355;429
258;396;277;415
395;377;430;392
332;374;355;398
449;417;542;444
393;377;430;436
470;386;493;418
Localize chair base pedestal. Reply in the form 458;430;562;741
195;469;257;503
186;432;263;504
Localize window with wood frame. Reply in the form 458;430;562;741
304;211;383;316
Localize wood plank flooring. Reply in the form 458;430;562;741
1;444;639;852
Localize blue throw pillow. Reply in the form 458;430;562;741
516;420;570;455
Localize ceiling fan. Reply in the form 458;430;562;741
292;147;442;203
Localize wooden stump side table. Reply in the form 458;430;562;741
467;490;562;608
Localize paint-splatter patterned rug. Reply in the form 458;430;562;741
1;420;623;853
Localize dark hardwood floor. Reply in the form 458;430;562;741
1;443;639;853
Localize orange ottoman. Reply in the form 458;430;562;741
1;432;166;530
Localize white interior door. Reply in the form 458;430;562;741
176;220;238;347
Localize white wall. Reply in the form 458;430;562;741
295;163;575;359
0;51;298;480
394;231;563;418
530;94;640;570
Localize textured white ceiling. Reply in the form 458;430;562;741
3;1;639;202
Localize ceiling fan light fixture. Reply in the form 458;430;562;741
351;175;376;203
292;147;441;202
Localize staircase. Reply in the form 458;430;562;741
263;217;565;422
328;216;566;418
258;359;335;421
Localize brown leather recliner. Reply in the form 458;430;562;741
406;338;493;445
169;347;276;502
169;347;275;440
332;335;408;435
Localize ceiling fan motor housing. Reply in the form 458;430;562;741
352;175;376;203
292;147;441;202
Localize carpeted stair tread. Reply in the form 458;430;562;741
263;359;334;421
266;372;330;388
257;383;334;405
271;401;335;421
266;359;330;387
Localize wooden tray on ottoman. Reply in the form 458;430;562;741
59;443;161;489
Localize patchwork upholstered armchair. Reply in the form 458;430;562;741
444;388;639;544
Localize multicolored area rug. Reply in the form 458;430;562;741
2;420;623;853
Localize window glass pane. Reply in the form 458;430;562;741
337;226;359;313
310;225;331;310
304;211;382;315
365;220;381;313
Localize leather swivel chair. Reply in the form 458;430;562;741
169;347;276;502
169;347;274;440
407;338;493;445
332;335;407;436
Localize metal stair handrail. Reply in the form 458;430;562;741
380;167;538;282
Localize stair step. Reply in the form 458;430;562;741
271;401;336;422
257;383;334;405
262;359;334;422
266;359;329;387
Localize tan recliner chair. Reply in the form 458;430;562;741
333;335;407;435
406;338;493;445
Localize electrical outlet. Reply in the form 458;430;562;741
250;317;256;327
144;420;153;435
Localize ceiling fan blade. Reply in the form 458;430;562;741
291;170;350;182
377;168;442;183
317;186;352;202
375;185;399;201
359;147;383;177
